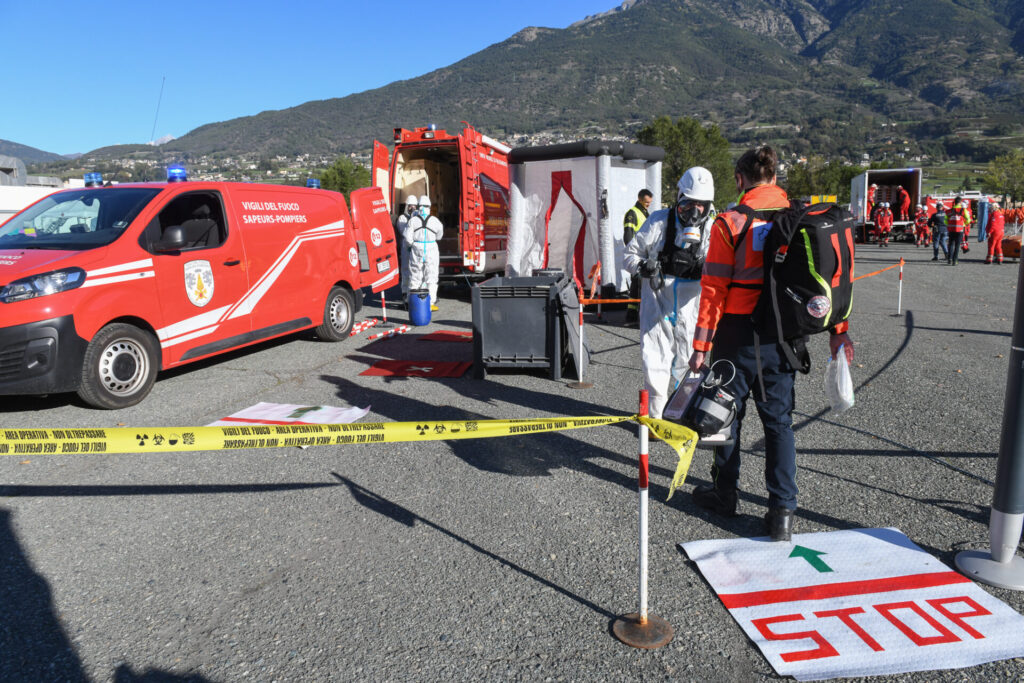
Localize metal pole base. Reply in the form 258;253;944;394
568;381;594;390
611;613;673;649
955;551;1024;591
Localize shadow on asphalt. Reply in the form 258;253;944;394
332;473;616;619
321;375;885;544
0;509;215;683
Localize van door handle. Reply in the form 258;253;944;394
223;259;241;266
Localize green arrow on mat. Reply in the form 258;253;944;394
789;545;833;573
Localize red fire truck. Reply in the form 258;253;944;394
373;123;510;277
0;171;397;408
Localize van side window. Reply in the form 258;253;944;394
143;191;227;252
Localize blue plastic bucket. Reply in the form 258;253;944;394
409;288;432;326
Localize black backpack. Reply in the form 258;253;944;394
734;201;855;373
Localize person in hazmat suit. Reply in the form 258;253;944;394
396;195;418;304
623;167;716;419
405;194;444;311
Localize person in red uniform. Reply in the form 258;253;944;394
947;198;968;265
687;145;853;542
986;202;1005;264
897;186;911;221
876;202;894;247
866;183;877;223
913;204;930;246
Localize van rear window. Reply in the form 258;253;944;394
0;188;160;250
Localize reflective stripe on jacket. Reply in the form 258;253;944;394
693;184;789;352
623;203;649;245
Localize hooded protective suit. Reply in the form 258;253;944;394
396;197;418;297
624;168;715;419
405;195;444;306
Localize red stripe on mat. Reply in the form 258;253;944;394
720;571;971;609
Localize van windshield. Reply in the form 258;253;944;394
0;188;161;250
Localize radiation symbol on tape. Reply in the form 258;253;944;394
416;424;430;435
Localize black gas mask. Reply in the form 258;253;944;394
675;200;710;228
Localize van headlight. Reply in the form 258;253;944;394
0;267;86;303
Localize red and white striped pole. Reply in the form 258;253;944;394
897;257;905;315
611;390;673;648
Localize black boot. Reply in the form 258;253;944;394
765;507;794;542
692;483;738;517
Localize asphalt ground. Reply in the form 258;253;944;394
2;237;1024;682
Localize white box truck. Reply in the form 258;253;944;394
850;168;923;243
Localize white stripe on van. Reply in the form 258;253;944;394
81;271;156;288
87;258;154;277
160;325;220;348
226;222;345;320
371;269;399;290
157;305;231;341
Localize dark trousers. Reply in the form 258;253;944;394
710;315;798;509
948;231;964;264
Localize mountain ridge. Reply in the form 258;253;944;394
29;0;1024;168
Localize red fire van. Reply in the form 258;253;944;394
0;179;397;408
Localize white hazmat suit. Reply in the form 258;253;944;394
396;198;417;298
405;194;444;307
624;169;716;419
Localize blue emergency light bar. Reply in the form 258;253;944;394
306;178;321;189
167;165;188;182
83;172;103;187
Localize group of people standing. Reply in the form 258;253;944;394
925;197;1007;266
622;147;853;542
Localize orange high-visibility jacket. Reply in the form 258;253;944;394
693;183;848;353
948;205;967;232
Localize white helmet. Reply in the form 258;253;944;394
418;195;432;207
677;167;714;202
405;195;419;206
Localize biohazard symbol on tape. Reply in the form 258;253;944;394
0;418;698;495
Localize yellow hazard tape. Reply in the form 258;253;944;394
0;416;698;494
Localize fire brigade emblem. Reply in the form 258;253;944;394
184;260;215;307
370;227;382;247
348;247;359;267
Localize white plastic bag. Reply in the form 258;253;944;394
823;347;855;413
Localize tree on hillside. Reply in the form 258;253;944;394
982;149;1024;203
785;158;865;204
320;157;371;199
637;116;732;208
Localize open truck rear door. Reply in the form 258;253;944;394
372;141;391;213
349;186;399;293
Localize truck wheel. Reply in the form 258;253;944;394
315;286;355;341
77;323;159;409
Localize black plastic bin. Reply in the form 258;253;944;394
472;275;569;380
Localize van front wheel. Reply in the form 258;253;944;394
78;323;160;409
315;286;355;341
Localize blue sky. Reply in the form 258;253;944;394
1;0;616;155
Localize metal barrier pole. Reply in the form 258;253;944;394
612;390;674;648
897;258;904;315
955;255;1024;590
379;292;393;328
569;282;593;390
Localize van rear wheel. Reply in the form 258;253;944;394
315;286;355;341
78;323;159;409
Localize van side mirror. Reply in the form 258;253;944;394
155;225;186;252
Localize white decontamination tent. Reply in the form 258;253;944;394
505;141;664;292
